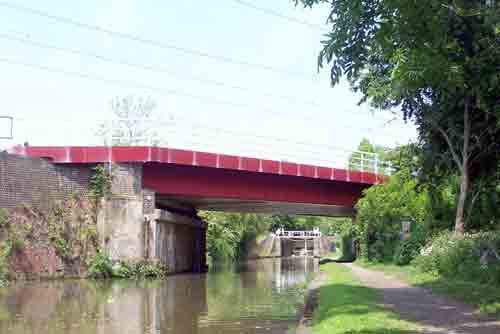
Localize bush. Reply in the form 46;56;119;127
414;232;500;285
111;261;133;278
133;261;168;278
108;260;168;279
394;223;427;265
87;251;113;278
356;168;428;263
339;232;356;262
394;238;421;265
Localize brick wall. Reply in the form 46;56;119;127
0;152;94;212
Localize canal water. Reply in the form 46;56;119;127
0;257;319;334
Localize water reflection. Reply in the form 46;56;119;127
0;258;318;334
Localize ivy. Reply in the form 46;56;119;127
89;164;112;203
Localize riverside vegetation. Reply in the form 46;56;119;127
294;0;499;322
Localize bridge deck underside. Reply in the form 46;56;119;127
144;163;369;212
156;196;355;217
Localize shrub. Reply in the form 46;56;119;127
356;167;428;263
87;251;113;278
394;238;421;265
394;223;427;265
111;261;133;278
414;232;500;285
108;260;168;279
339;232;356;262
133;261;168;278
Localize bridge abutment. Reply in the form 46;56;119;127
97;163;146;261
97;163;207;273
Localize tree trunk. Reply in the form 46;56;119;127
455;95;471;235
455;169;468;234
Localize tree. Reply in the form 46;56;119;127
96;96;163;146
296;0;500;233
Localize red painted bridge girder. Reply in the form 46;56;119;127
9;146;385;208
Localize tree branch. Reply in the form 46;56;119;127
434;123;464;173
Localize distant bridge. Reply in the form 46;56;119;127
274;229;322;239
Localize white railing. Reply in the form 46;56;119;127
274;228;322;238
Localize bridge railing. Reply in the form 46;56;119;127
104;119;395;175
4;117;395;175
274;229;322;238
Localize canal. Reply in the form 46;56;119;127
0;258;319;333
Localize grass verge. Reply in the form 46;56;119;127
356;260;500;318
311;263;421;334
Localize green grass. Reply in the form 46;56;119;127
312;263;421;334
356;260;500;318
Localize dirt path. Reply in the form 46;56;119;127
343;263;500;334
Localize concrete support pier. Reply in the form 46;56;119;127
97;163;207;273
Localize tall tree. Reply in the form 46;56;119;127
296;0;500;233
96;96;162;146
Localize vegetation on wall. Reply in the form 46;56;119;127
0;210;10;286
46;196;99;260
89;165;112;203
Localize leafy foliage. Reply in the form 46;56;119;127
111;261;168;278
356;163;428;262
89;164;112;202
202;212;273;262
348;137;392;173
87;250;114;278
296;0;500;232
414;232;500;285
88;252;168;279
394;236;424;265
203;212;346;263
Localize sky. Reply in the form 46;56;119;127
0;0;417;168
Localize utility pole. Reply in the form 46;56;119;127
0;116;14;151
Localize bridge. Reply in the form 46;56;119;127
7;145;389;273
9;145;388;216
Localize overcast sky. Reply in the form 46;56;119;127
0;0;417;167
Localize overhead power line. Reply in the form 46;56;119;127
12;116;408;156
1;56;405;132
0;56;287;115
0;1;316;79
0;32;325;109
230;0;326;30
0;31;395;125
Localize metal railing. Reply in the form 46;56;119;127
274;228;322;238
4;117;395;175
